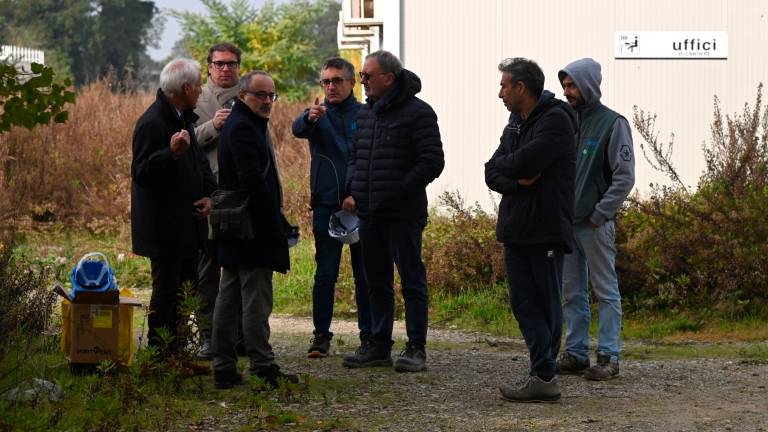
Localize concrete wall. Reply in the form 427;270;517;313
397;0;768;210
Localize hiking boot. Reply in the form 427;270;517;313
556;351;590;375
342;341;392;368
197;339;214;361
214;368;244;389
394;343;427;372
307;331;333;358
584;354;619;381
250;364;299;388
499;376;561;403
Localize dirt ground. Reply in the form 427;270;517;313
193;315;768;432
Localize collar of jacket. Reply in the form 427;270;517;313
206;78;239;101
367;68;422;115
232;98;269;130
156;88;199;127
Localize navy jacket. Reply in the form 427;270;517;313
347;69;445;221
131;89;216;259
292;94;361;208
216;99;289;273
485;93;577;251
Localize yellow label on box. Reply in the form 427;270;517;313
91;307;113;329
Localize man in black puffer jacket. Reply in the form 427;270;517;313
341;50;444;373
484;57;576;403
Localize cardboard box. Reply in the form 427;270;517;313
56;284;142;365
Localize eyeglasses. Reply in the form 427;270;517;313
359;71;390;81
245;91;278;102
320;77;349;87
210;61;240;70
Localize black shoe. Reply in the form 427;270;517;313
394;343;427;372
556;352;590;375
250;364;299;388
214;368;244;389
307;331;333;358
342;341;392;368
197;339;214;361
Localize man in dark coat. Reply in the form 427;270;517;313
292;57;370;358
341;50;444;373
211;70;297;389
131;58;216;350
484;57;577;402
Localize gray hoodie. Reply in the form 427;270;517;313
558;58;635;225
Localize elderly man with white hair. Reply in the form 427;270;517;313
131;58;216;356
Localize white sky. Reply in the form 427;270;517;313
148;0;273;61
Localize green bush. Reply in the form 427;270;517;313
423;191;504;296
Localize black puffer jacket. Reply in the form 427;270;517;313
484;93;577;250
347;69;444;221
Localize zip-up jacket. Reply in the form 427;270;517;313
346;69;445;221
292;94;361;208
485;92;577;250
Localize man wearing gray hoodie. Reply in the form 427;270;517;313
557;58;635;381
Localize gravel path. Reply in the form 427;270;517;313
230;315;768;432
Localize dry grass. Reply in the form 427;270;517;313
0;81;313;235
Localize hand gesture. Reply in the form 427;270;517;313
307;97;328;123
170;129;190;156
193;197;213;218
212;108;231;130
342;195;356;212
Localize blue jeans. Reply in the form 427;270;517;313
359;218;428;348
562;220;622;363
312;207;371;337
504;245;563;379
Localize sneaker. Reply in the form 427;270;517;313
214;368;244;389
342;341;392;368
250;364;299;388
584;354;619;381
197;339;214;361
499;376;561;403
555;351;590;375
307;331;333;358
394;343;427;372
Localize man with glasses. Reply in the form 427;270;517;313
484;57;576;402
212;70;297;389
193;42;243;360
292;57;371;359
341;50;444;373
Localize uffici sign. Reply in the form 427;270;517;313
615;31;728;59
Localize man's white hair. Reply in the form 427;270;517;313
159;58;201;96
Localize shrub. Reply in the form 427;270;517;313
619;84;768;316
423;191;505;296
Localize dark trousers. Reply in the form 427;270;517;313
359;218;428;348
148;257;198;348
312;206;371;336
504;244;564;379
196;241;220;340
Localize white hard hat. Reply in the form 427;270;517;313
328;209;360;244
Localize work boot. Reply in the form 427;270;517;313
499;375;561;403
250;364;299;389
555;351;590;375
394;343;427;372
584;354;620;381
342;341;392;368
213;368;244;390
307;331;333;358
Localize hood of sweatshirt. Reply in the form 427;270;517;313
558;58;602;105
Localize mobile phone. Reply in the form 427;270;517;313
222;97;237;109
